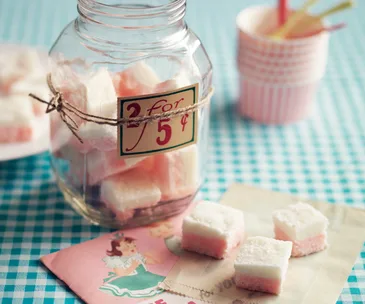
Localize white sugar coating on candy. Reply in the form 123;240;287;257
174;69;194;87
272;202;329;241
100;168;162;211
58;144;85;164
234;237;292;279
11;77;49;100
183;201;244;239
155;75;190;91
129;61;161;88
86;150;145;184
123;156;148;168
172;144;200;198
0;96;35;125
51;62;80;91
11;77;50;115
87;151;145;172
78;120;117;151
51;64;87;113
85;68;117;116
0;96;37;142
0;55;21;84
178;144;199;188
154;68;193;93
0;48;44;86
73;69;118;151
51;123;73;153
17;48;44;73
0;47;48;115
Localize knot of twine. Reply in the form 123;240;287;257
29;74;213;143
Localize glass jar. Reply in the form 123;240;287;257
48;0;213;228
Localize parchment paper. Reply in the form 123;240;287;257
138;293;206;304
160;184;365;304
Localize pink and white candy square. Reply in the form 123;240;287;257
273;202;329;257
181;201;244;259
100;168;162;222
234;236;292;295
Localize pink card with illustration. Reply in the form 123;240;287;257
41;207;192;304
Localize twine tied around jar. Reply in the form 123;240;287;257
29;74;214;144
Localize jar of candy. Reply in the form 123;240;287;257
43;0;213;228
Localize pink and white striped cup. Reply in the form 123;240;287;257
236;6;329;124
238;77;320;125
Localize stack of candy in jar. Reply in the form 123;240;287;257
0;46;49;143
236;0;352;124
51;61;200;223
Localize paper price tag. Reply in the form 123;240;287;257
118;84;199;158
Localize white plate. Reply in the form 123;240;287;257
0;115;50;161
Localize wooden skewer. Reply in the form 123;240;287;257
289;0;354;38
288;22;346;39
270;0;318;40
316;0;354;19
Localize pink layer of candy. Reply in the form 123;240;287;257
32;101;46;116
60;150;147;187
274;226;327;257
69;136;93;154
182;229;242;259
0;126;33;143
53;72;86;126
86;151;153;185
136;193;194;218
0;80;15;94
182;233;228;259
100;168;161;219
50;111;88;154
50;117;65;148
87;150;136;185
113;69;152;97
154;79;177;93
110;207;135;223
152;149;198;201
234;273;282;295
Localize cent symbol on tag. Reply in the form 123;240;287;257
118;84;199;158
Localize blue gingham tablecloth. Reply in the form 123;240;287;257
0;0;364;303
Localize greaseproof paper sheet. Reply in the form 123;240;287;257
138;293;206;304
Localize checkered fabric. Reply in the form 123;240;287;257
0;0;364;303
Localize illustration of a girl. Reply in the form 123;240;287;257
99;233;164;298
148;220;183;256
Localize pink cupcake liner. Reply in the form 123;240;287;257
236;6;329;76
236;7;328;82
238;76;319;124
238;30;329;58
236;6;329;124
236;7;329;56
238;60;326;84
237;44;328;68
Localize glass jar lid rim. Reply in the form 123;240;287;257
78;0;186;14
